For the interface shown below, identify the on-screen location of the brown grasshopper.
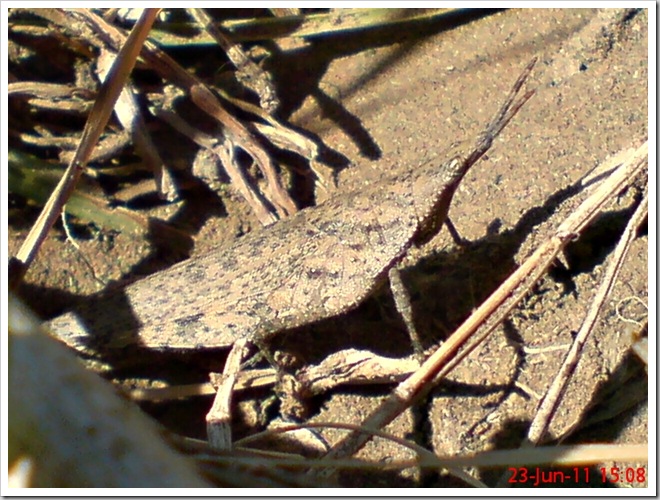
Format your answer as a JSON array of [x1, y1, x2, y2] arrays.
[[45, 59, 536, 446], [47, 59, 535, 354]]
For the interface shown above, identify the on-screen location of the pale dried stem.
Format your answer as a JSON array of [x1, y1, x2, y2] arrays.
[[8, 81, 94, 113], [189, 8, 279, 112], [238, 421, 486, 487], [96, 49, 177, 201], [18, 131, 132, 163], [11, 9, 159, 286], [131, 368, 277, 402], [525, 184, 648, 446], [237, 423, 646, 471], [206, 338, 250, 450]]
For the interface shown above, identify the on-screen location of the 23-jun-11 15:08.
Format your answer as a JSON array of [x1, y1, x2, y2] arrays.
[[507, 466, 647, 486]]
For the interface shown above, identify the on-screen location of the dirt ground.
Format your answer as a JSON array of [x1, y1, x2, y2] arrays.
[[10, 8, 649, 488]]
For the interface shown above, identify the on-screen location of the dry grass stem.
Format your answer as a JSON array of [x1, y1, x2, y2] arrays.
[[95, 48, 177, 201], [11, 9, 160, 285], [526, 178, 648, 445], [189, 8, 279, 112]]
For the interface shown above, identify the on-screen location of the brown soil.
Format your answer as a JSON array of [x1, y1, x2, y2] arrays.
[[10, 8, 648, 488]]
